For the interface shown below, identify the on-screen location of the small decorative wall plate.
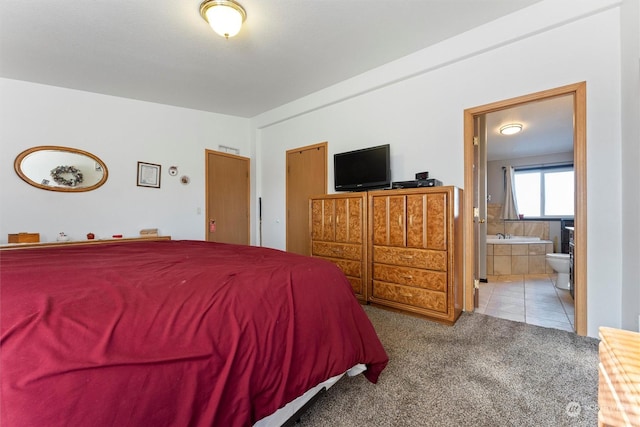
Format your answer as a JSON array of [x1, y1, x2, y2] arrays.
[[168, 166, 178, 176]]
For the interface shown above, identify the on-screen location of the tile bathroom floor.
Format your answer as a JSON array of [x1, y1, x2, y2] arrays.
[[476, 274, 575, 332]]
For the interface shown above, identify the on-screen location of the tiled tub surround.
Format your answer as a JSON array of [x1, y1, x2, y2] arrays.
[[487, 238, 554, 276], [486, 204, 551, 242], [485, 203, 556, 276], [486, 235, 544, 244]]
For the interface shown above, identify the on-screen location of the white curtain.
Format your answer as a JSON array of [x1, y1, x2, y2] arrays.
[[502, 166, 520, 220]]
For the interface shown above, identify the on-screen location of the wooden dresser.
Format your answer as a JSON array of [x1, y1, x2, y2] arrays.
[[598, 327, 640, 426], [368, 186, 463, 325], [309, 192, 368, 302]]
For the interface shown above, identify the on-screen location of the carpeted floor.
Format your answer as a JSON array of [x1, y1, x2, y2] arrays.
[[298, 306, 600, 426]]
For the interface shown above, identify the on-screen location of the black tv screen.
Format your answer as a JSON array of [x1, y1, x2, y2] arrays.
[[334, 144, 391, 191]]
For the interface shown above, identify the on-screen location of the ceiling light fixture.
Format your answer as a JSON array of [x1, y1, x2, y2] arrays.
[[200, 0, 246, 39], [499, 123, 523, 135]]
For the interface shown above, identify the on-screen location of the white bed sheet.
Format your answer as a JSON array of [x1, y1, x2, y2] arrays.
[[254, 363, 367, 427]]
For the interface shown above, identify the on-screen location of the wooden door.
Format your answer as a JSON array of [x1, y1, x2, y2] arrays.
[[407, 194, 426, 249], [345, 197, 363, 244], [322, 199, 335, 241], [310, 199, 324, 242], [387, 195, 406, 247], [371, 196, 387, 246], [206, 150, 250, 245], [371, 195, 406, 247], [426, 193, 447, 250], [334, 198, 347, 242], [286, 142, 327, 255]]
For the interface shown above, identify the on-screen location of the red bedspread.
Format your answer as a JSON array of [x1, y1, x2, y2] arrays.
[[0, 240, 387, 426]]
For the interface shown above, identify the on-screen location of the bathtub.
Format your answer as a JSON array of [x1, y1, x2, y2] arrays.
[[486, 235, 546, 244], [486, 235, 555, 275]]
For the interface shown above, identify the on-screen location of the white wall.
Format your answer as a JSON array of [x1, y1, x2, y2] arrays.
[[620, 0, 640, 331], [0, 79, 251, 243], [252, 0, 624, 337]]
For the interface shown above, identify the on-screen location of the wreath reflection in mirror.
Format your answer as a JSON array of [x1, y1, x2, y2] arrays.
[[51, 165, 84, 187]]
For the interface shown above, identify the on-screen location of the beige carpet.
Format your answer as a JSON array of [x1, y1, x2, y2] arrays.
[[298, 306, 599, 426]]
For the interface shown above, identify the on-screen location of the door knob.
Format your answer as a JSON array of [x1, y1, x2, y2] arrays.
[[479, 218, 486, 223]]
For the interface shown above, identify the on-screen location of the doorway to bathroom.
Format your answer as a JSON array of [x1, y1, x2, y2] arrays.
[[463, 82, 587, 336]]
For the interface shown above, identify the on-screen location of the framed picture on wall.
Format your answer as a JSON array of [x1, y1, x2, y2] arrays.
[[137, 162, 161, 188]]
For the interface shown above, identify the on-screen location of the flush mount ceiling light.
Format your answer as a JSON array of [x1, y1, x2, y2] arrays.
[[499, 123, 523, 135], [200, 0, 246, 39]]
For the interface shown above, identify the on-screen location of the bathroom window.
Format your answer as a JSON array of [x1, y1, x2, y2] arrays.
[[514, 165, 574, 218]]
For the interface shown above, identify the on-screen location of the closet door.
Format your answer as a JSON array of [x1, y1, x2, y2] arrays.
[[286, 142, 327, 255], [206, 150, 250, 245]]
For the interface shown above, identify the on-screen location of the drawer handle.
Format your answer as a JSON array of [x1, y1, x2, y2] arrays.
[[332, 248, 344, 254], [400, 254, 414, 259], [409, 215, 413, 226], [398, 215, 402, 227], [402, 275, 413, 280], [336, 215, 339, 225], [400, 292, 413, 298]]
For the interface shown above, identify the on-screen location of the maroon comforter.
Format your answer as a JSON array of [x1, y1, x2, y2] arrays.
[[1, 240, 388, 426]]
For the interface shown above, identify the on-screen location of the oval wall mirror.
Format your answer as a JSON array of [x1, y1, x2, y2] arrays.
[[14, 146, 109, 192]]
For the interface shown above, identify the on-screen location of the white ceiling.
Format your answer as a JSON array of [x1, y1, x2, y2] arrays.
[[0, 0, 543, 118], [486, 95, 575, 161]]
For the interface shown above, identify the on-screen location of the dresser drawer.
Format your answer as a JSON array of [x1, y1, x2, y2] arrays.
[[320, 257, 362, 278], [346, 277, 363, 296], [373, 263, 446, 292], [373, 246, 446, 271], [373, 280, 447, 313], [312, 242, 362, 260]]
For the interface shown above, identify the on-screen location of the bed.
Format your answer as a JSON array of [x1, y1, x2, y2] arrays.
[[0, 240, 388, 426]]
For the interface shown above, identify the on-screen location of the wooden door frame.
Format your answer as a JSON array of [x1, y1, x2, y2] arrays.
[[285, 141, 328, 253], [463, 82, 587, 336], [205, 149, 251, 244]]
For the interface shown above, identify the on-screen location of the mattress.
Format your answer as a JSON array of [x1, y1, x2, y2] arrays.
[[1, 240, 388, 426]]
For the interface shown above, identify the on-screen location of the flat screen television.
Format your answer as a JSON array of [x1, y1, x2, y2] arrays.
[[334, 144, 391, 191]]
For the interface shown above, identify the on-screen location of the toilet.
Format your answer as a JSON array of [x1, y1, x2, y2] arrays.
[[546, 253, 571, 290]]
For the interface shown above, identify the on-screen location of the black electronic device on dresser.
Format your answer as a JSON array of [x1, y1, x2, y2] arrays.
[[392, 178, 442, 189]]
